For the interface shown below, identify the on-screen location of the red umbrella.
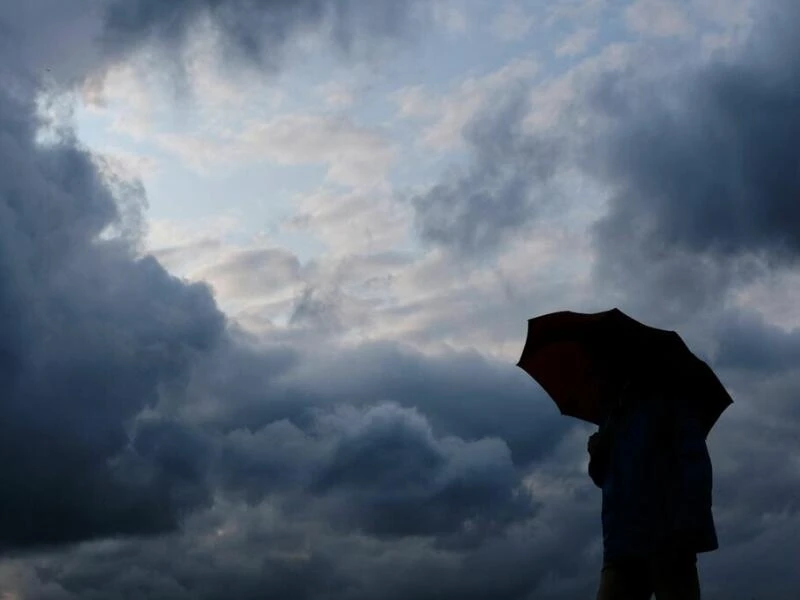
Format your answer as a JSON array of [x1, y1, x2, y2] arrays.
[[516, 308, 732, 434]]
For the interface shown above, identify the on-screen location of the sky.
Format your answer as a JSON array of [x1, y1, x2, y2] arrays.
[[0, 0, 799, 598]]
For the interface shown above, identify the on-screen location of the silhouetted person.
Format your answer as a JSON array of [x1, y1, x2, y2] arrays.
[[587, 376, 718, 599]]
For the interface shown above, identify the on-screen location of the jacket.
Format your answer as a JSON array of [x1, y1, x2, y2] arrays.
[[588, 385, 718, 560]]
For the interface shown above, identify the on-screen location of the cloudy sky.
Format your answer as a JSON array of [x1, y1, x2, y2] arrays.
[[1, 0, 799, 598]]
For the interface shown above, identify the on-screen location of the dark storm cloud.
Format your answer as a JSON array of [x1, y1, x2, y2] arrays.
[[0, 85, 555, 549], [0, 412, 604, 600], [411, 1, 800, 299], [590, 43, 800, 259], [585, 3, 800, 315], [0, 86, 225, 549], [214, 401, 535, 544], [190, 339, 569, 467], [0, 0, 429, 552], [2, 416, 602, 600], [412, 84, 565, 258], [1, 0, 426, 96], [713, 310, 800, 374], [0, 1, 103, 85], [8, 488, 598, 600], [308, 403, 533, 539], [4, 0, 800, 598], [101, 0, 423, 71], [289, 285, 344, 331], [0, 0, 578, 596], [191, 339, 566, 543]]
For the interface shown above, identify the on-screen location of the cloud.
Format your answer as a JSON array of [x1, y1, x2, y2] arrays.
[[101, 0, 425, 74], [157, 114, 395, 188], [180, 337, 569, 468], [393, 85, 435, 120], [368, 222, 600, 360], [6, 0, 427, 93], [382, 8, 800, 594], [0, 477, 598, 600], [296, 402, 534, 540], [190, 246, 306, 323], [624, 0, 694, 38], [288, 187, 413, 255], [587, 2, 800, 319], [316, 80, 356, 109], [555, 27, 597, 57], [394, 56, 540, 151], [0, 332, 585, 598], [544, 0, 607, 26], [713, 311, 800, 375], [431, 0, 470, 35], [0, 416, 603, 600], [693, 0, 754, 29], [490, 2, 536, 42], [0, 1, 103, 86], [0, 86, 226, 549], [4, 0, 800, 598], [411, 83, 565, 258], [730, 268, 800, 330], [288, 284, 347, 333], [409, 0, 800, 317], [401, 43, 631, 261], [0, 0, 420, 556]]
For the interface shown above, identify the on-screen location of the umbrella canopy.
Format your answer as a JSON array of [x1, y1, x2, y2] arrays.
[[516, 308, 733, 434]]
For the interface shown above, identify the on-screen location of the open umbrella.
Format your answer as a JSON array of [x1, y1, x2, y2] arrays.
[[516, 308, 733, 435]]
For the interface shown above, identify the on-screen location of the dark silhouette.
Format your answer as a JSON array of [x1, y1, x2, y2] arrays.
[[516, 308, 731, 599], [516, 309, 733, 433], [588, 376, 718, 599]]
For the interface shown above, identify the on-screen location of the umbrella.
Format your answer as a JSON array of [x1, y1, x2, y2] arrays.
[[516, 308, 733, 435]]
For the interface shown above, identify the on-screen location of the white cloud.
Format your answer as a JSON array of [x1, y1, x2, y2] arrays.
[[424, 58, 539, 148], [147, 220, 307, 328], [145, 195, 412, 337], [366, 216, 601, 359], [244, 115, 395, 187], [106, 148, 160, 178], [156, 114, 395, 188], [81, 48, 283, 148], [145, 216, 242, 274], [287, 187, 413, 256], [195, 246, 303, 303], [393, 85, 437, 120], [490, 2, 536, 42], [82, 62, 160, 141], [731, 270, 800, 332], [694, 0, 755, 55], [524, 42, 632, 133], [431, 0, 470, 35], [316, 80, 356, 109], [625, 0, 694, 38], [699, 30, 741, 56], [141, 170, 604, 356], [395, 57, 540, 151], [545, 0, 607, 26], [555, 27, 597, 57], [693, 0, 754, 29]]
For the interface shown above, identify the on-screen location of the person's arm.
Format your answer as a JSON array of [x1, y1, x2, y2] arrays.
[[587, 431, 609, 488]]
